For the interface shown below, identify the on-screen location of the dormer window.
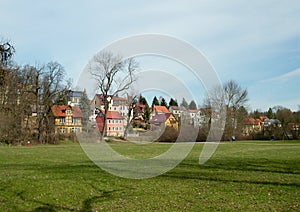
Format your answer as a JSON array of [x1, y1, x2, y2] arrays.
[[66, 109, 71, 115]]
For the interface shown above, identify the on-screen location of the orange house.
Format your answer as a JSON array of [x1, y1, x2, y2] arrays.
[[96, 111, 125, 136], [51, 105, 83, 134]]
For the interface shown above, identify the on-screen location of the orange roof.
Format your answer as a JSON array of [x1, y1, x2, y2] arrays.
[[99, 110, 124, 119], [259, 116, 267, 121], [153, 105, 169, 113], [51, 105, 82, 118], [244, 117, 262, 125], [107, 111, 123, 119], [188, 109, 198, 113]]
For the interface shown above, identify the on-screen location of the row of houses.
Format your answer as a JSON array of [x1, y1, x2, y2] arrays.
[[242, 115, 298, 138], [51, 91, 210, 137], [53, 91, 300, 140]]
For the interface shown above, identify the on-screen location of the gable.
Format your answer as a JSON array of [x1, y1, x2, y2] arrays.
[[51, 105, 82, 118], [153, 105, 169, 113]]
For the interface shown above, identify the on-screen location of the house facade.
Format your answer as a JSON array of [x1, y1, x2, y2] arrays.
[[65, 90, 83, 106], [96, 111, 125, 136], [149, 113, 178, 130], [51, 105, 83, 134], [169, 106, 187, 118], [90, 94, 132, 123], [243, 117, 262, 136]]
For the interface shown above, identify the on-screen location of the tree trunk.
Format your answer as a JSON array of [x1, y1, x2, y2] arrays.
[[124, 107, 133, 140], [100, 98, 110, 142]]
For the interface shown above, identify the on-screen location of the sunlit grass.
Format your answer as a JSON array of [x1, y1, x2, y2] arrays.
[[0, 141, 299, 211]]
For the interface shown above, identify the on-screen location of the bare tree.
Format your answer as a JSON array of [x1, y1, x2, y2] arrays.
[[38, 62, 67, 143], [275, 107, 294, 140], [124, 92, 138, 140], [204, 80, 248, 140], [89, 51, 138, 141], [0, 40, 15, 66]]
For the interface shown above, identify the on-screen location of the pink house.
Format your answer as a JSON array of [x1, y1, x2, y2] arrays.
[[96, 111, 125, 137]]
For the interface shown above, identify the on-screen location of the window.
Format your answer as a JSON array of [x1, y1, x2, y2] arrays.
[[72, 118, 78, 124], [108, 127, 111, 130], [71, 128, 75, 133], [116, 127, 118, 131], [60, 117, 66, 123], [108, 120, 111, 123], [119, 127, 122, 131], [59, 128, 67, 133], [66, 109, 71, 115]]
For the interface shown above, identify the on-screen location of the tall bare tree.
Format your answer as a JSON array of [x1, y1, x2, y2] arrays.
[[38, 62, 67, 143], [204, 80, 248, 140], [89, 51, 138, 141], [0, 40, 15, 66], [124, 92, 138, 140], [275, 107, 294, 140]]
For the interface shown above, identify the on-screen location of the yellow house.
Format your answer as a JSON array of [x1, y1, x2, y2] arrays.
[[51, 105, 83, 133], [149, 113, 179, 130]]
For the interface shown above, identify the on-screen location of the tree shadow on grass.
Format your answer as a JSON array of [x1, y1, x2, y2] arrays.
[[16, 191, 72, 212], [81, 189, 115, 212], [163, 158, 300, 188], [15, 187, 123, 212]]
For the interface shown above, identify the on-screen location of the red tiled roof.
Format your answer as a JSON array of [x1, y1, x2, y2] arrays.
[[95, 94, 128, 104], [107, 111, 123, 119], [72, 106, 83, 118], [95, 111, 124, 132], [51, 105, 83, 118], [138, 104, 146, 108], [188, 109, 198, 113], [259, 116, 267, 121], [153, 105, 169, 113], [244, 117, 262, 125], [99, 110, 124, 119], [113, 97, 127, 101]]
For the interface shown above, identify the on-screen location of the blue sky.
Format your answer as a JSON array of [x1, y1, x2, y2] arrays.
[[1, 0, 300, 111]]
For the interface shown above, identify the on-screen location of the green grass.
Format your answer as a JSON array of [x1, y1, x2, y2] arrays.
[[0, 141, 299, 211]]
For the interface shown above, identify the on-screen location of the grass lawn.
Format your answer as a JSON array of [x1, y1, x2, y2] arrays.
[[0, 141, 299, 211]]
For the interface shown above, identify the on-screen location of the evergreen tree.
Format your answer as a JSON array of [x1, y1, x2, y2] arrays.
[[188, 100, 197, 110], [180, 97, 188, 109], [151, 96, 159, 107], [139, 94, 148, 105], [79, 89, 91, 126], [169, 98, 178, 107], [266, 108, 274, 119], [160, 97, 168, 107], [143, 104, 150, 122], [252, 110, 259, 119]]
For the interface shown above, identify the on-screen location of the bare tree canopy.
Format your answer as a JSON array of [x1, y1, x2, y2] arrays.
[[0, 41, 15, 66], [89, 52, 138, 97], [224, 80, 248, 109], [89, 51, 139, 141], [204, 80, 248, 140]]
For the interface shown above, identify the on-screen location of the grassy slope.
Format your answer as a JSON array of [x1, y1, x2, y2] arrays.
[[0, 141, 299, 211]]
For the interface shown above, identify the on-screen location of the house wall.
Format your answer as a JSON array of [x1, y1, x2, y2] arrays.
[[165, 115, 179, 130], [106, 118, 124, 136], [54, 108, 82, 134]]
